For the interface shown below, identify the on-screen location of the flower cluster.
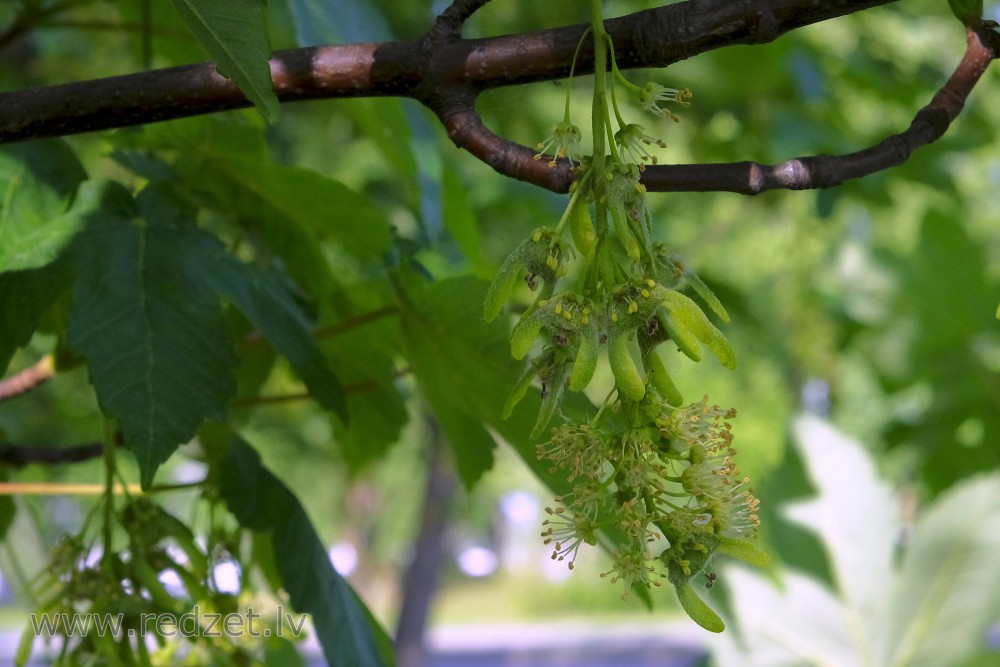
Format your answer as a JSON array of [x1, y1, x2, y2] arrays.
[[484, 8, 767, 633], [536, 391, 765, 625]]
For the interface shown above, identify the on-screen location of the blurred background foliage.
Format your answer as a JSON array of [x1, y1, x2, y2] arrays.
[[0, 0, 998, 663]]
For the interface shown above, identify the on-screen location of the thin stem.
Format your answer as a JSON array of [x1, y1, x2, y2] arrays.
[[140, 0, 151, 69], [100, 417, 116, 567], [605, 35, 629, 131], [232, 367, 412, 407], [564, 27, 591, 122], [311, 305, 399, 340], [553, 168, 593, 236], [145, 479, 207, 494], [589, 0, 611, 245]]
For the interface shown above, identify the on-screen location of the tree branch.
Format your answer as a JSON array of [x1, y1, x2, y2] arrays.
[[0, 0, 894, 144], [2, 1, 991, 198]]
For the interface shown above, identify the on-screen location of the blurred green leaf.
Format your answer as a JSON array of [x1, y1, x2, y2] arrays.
[[0, 141, 86, 272], [323, 316, 407, 472], [441, 166, 488, 276], [784, 416, 896, 633], [181, 156, 390, 303], [400, 276, 505, 488], [947, 0, 983, 24], [880, 211, 1000, 493], [709, 417, 1000, 666], [168, 0, 280, 122], [218, 435, 388, 667], [884, 474, 1000, 667], [0, 265, 70, 374]]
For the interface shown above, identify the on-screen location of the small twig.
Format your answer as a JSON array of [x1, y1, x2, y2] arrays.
[[444, 23, 1000, 195], [242, 304, 398, 346], [0, 440, 105, 467], [232, 367, 412, 407], [311, 305, 399, 340], [638, 24, 1000, 194], [0, 355, 55, 403]]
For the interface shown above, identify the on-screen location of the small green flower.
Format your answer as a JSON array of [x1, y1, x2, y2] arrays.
[[601, 544, 663, 600], [614, 123, 667, 168], [541, 506, 599, 569], [637, 83, 692, 121], [536, 423, 608, 482], [534, 121, 584, 167]]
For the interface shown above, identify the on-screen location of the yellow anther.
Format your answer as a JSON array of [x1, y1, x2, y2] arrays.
[[641, 289, 650, 298], [532, 231, 542, 243], [646, 279, 656, 288], [554, 303, 563, 315], [611, 313, 619, 323], [581, 315, 589, 325], [563, 311, 573, 321]]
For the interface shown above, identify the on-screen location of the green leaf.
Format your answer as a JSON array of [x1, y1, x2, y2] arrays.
[[323, 315, 407, 472], [0, 265, 70, 375], [708, 417, 898, 663], [882, 211, 1000, 493], [66, 203, 233, 483], [947, 0, 983, 24], [218, 435, 387, 667], [442, 166, 488, 275], [190, 243, 350, 424], [401, 277, 504, 488], [708, 420, 1000, 666], [213, 159, 392, 261], [67, 182, 239, 488], [683, 269, 729, 323], [0, 141, 87, 272], [785, 416, 896, 631], [883, 473, 1000, 667], [168, 0, 280, 122]]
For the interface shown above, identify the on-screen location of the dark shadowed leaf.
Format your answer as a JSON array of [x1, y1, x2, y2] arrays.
[[0, 265, 70, 375], [188, 244, 350, 424], [218, 435, 389, 667], [67, 182, 239, 488]]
